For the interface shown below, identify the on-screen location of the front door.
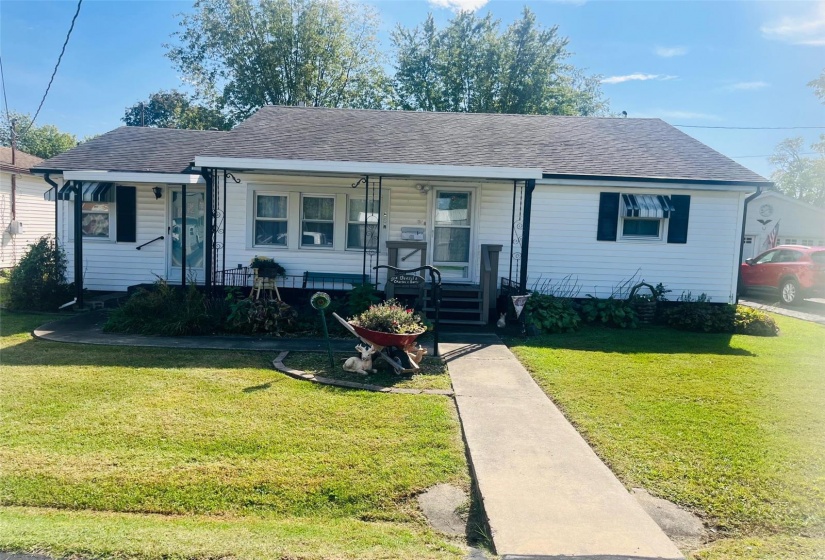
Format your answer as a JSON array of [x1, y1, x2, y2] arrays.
[[168, 187, 206, 284], [432, 188, 474, 282]]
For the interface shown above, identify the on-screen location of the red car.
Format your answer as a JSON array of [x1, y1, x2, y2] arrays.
[[740, 245, 825, 305]]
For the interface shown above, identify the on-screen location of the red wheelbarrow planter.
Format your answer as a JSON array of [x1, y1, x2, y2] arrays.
[[332, 312, 427, 374]]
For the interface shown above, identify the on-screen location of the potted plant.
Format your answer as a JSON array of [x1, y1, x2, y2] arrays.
[[250, 256, 286, 279], [348, 299, 427, 348]]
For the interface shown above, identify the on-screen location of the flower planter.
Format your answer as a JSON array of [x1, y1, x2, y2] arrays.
[[349, 324, 425, 349], [255, 268, 281, 279]]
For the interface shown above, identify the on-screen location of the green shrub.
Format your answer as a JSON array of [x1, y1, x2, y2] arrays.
[[661, 297, 736, 333], [347, 283, 380, 316], [104, 281, 225, 336], [580, 296, 639, 328], [6, 236, 73, 311], [525, 293, 581, 334], [735, 305, 779, 336], [226, 297, 297, 335]]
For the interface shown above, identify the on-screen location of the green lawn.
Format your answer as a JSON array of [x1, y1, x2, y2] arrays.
[[509, 315, 825, 559], [0, 311, 469, 559]]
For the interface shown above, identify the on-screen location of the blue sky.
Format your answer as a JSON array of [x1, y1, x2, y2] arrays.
[[1, 0, 823, 177]]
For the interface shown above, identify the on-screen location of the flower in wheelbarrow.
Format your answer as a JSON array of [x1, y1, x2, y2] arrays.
[[349, 299, 427, 334]]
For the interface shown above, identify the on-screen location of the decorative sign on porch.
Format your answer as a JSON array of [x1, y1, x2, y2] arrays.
[[511, 294, 531, 318], [389, 274, 425, 286]]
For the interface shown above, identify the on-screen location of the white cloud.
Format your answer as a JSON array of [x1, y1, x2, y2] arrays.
[[427, 0, 489, 11], [724, 81, 770, 91], [601, 73, 677, 85], [654, 46, 688, 58], [761, 1, 825, 46]]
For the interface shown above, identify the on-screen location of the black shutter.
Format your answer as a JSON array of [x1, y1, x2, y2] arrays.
[[667, 194, 691, 244], [116, 186, 137, 243], [596, 192, 620, 241]]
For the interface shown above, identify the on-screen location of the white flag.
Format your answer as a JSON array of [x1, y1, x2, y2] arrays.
[[511, 294, 531, 318]]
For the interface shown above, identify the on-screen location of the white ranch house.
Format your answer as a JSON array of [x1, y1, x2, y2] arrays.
[[32, 106, 771, 324]]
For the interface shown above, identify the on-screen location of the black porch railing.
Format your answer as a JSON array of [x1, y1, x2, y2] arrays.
[[216, 268, 372, 292], [500, 277, 521, 296]]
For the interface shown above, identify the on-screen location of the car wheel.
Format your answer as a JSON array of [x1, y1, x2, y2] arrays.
[[780, 278, 801, 306]]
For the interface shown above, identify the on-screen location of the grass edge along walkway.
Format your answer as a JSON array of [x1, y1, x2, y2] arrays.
[[508, 314, 825, 560]]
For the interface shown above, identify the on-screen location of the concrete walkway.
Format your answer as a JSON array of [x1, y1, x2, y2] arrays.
[[441, 333, 684, 559], [740, 298, 825, 326]]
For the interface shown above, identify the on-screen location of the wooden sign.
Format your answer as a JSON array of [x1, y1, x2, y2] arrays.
[[389, 274, 425, 286]]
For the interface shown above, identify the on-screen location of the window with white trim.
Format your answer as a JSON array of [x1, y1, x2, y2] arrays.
[[254, 193, 288, 246], [618, 194, 673, 241], [301, 195, 335, 248], [347, 197, 380, 250], [81, 202, 112, 238]]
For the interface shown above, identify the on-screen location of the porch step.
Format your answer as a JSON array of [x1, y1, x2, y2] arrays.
[[440, 296, 483, 303], [424, 307, 481, 314], [436, 318, 486, 326]]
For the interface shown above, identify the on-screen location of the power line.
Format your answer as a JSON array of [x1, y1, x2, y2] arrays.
[[732, 152, 817, 159], [675, 124, 825, 130], [19, 0, 83, 136], [0, 55, 10, 124]]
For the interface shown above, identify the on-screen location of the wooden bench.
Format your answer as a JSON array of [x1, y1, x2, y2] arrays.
[[302, 272, 368, 289]]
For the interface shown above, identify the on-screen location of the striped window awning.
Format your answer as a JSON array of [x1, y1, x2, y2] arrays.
[[621, 194, 676, 219], [44, 182, 116, 202]]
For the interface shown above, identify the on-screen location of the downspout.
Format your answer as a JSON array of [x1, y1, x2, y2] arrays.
[[736, 185, 764, 303], [44, 173, 59, 248]]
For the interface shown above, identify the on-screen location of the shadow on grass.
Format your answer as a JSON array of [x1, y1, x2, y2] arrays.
[[242, 382, 273, 393], [505, 325, 756, 357]]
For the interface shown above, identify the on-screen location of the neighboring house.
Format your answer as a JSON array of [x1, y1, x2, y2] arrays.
[[0, 147, 53, 268], [742, 190, 825, 261], [32, 106, 771, 323]]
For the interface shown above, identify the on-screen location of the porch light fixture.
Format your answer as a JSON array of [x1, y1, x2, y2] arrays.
[[415, 184, 430, 194], [152, 186, 163, 199]]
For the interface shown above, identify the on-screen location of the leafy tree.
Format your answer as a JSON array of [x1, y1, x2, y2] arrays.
[[769, 136, 825, 208], [392, 7, 607, 115], [0, 112, 78, 160], [123, 90, 233, 130], [166, 0, 389, 121], [769, 69, 825, 208]]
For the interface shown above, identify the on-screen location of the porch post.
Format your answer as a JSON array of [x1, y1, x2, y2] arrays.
[[72, 181, 84, 308], [362, 175, 369, 281], [518, 179, 536, 295], [204, 169, 213, 292], [181, 183, 187, 287]]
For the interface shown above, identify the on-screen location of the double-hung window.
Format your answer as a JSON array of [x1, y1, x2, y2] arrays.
[[81, 202, 112, 238], [301, 195, 335, 248], [254, 194, 288, 246], [347, 198, 380, 250]]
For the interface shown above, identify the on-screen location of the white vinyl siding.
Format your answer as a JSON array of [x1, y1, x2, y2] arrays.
[[526, 185, 744, 302], [0, 171, 56, 268]]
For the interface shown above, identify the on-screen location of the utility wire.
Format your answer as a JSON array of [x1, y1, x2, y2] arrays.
[[675, 124, 825, 130], [0, 55, 10, 124], [19, 0, 83, 136], [733, 153, 818, 159]]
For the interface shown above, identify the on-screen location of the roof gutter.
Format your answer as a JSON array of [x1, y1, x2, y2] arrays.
[[194, 156, 543, 181], [736, 186, 764, 303], [541, 173, 772, 190]]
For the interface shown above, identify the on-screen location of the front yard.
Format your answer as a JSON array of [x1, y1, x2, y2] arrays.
[[0, 312, 469, 559], [510, 314, 825, 559]]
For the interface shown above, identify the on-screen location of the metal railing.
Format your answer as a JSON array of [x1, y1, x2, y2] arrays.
[[215, 268, 373, 291]]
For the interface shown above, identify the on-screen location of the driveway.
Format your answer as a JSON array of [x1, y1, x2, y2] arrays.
[[740, 294, 825, 325]]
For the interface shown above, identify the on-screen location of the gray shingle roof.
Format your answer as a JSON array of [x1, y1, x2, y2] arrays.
[[201, 106, 769, 184], [1, 147, 43, 174], [33, 127, 227, 174], [32, 107, 769, 185]]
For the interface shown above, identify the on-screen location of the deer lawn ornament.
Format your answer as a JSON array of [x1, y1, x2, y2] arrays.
[[343, 344, 377, 375]]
